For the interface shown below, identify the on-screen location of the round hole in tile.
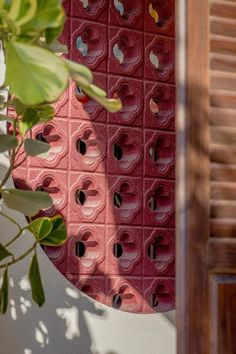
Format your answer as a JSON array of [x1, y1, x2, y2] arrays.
[[113, 143, 123, 160], [113, 192, 123, 208], [150, 292, 159, 308], [75, 241, 86, 257], [112, 294, 122, 309], [76, 138, 87, 156], [75, 190, 86, 206], [149, 146, 159, 162], [148, 196, 157, 211], [113, 242, 123, 258]]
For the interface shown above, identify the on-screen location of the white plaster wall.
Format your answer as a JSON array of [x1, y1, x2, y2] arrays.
[[0, 47, 176, 354]]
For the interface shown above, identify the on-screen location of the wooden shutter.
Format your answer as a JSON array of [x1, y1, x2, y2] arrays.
[[176, 0, 236, 353]]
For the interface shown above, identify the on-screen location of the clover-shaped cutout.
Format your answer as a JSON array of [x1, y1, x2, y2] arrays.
[[113, 133, 139, 170], [148, 235, 172, 271], [113, 232, 138, 269], [75, 231, 102, 269], [148, 186, 173, 222], [113, 82, 140, 121], [150, 284, 173, 309], [149, 136, 175, 168], [76, 128, 104, 167], [113, 34, 141, 70], [113, 182, 139, 220], [112, 284, 137, 310], [149, 0, 173, 28], [75, 179, 101, 217], [76, 26, 105, 67], [36, 124, 63, 161]]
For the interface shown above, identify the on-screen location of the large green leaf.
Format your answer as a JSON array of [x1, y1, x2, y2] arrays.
[[0, 244, 12, 261], [63, 59, 93, 86], [24, 138, 50, 157], [28, 217, 52, 240], [8, 0, 37, 26], [39, 215, 66, 246], [21, 0, 65, 36], [29, 253, 45, 307], [83, 84, 122, 113], [2, 189, 52, 216], [0, 134, 18, 152], [5, 40, 69, 105], [0, 268, 8, 314]]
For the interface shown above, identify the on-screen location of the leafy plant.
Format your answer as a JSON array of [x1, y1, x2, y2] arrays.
[[0, 0, 122, 313]]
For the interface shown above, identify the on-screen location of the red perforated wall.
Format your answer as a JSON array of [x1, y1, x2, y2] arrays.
[[13, 0, 175, 313]]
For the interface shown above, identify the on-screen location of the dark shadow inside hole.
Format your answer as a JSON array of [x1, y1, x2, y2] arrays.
[[113, 192, 122, 208], [113, 143, 123, 161], [148, 196, 157, 211], [76, 138, 87, 155], [36, 133, 47, 143], [113, 242, 123, 258], [148, 244, 157, 260], [75, 241, 86, 257], [76, 190, 86, 206], [150, 293, 159, 308], [112, 294, 122, 309]]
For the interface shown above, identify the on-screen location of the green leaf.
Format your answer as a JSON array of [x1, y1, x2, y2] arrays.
[[89, 84, 106, 97], [39, 215, 66, 246], [21, 0, 65, 37], [63, 59, 93, 86], [19, 107, 39, 135], [12, 99, 25, 115], [8, 0, 22, 20], [15, 0, 37, 26], [28, 217, 52, 240], [0, 268, 8, 314], [29, 253, 45, 307], [0, 134, 18, 152], [24, 138, 50, 157], [19, 105, 54, 135], [0, 244, 12, 261], [83, 85, 122, 113], [5, 40, 69, 105], [2, 189, 52, 216]]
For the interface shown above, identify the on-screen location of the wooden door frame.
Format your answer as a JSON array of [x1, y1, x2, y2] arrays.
[[176, 0, 210, 353]]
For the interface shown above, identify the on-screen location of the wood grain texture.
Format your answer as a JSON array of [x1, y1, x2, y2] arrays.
[[177, 0, 236, 352], [211, 276, 236, 354]]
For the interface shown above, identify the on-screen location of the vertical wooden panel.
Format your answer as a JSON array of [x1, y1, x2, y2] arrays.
[[177, 0, 236, 353], [176, 0, 210, 352]]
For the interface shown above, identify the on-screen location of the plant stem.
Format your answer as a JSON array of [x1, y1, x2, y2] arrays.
[[0, 242, 37, 269], [0, 210, 21, 230]]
